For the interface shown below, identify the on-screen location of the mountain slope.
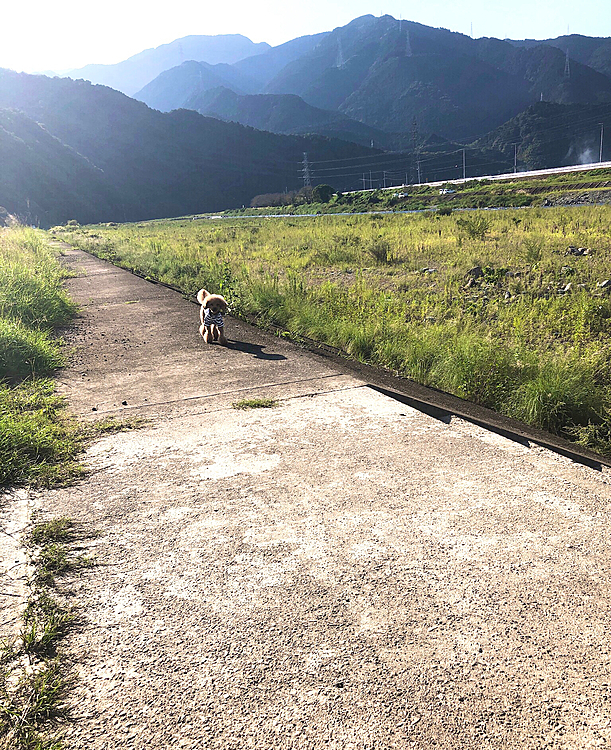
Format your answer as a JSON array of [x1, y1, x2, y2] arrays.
[[0, 108, 122, 226], [134, 61, 259, 111], [509, 35, 611, 79], [67, 34, 270, 96], [473, 101, 611, 169], [181, 86, 389, 147], [264, 15, 611, 139], [230, 32, 330, 89], [0, 69, 376, 225]]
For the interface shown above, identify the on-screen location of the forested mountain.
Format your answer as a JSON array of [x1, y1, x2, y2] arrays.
[[0, 108, 122, 226], [473, 101, 611, 169], [0, 69, 375, 226], [3, 16, 611, 225], [135, 61, 260, 111], [142, 82, 388, 147], [509, 35, 611, 79], [263, 16, 611, 139], [66, 35, 270, 96], [135, 15, 611, 144]]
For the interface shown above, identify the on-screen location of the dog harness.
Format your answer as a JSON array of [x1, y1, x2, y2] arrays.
[[203, 309, 224, 328]]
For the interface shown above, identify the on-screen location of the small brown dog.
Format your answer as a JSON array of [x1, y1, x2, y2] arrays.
[[197, 288, 229, 345]]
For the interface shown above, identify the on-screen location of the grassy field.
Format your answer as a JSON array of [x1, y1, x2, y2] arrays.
[[0, 228, 82, 488], [59, 204, 611, 455]]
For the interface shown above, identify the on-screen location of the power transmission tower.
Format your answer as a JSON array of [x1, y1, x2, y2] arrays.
[[403, 20, 413, 57], [411, 117, 419, 183], [383, 170, 388, 188], [302, 153, 312, 187], [336, 36, 345, 68], [564, 49, 571, 79], [514, 143, 518, 173]]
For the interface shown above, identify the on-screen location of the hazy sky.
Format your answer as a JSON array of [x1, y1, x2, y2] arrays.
[[4, 0, 611, 73]]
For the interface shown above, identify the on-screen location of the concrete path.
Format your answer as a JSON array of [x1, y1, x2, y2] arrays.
[[35, 245, 611, 748]]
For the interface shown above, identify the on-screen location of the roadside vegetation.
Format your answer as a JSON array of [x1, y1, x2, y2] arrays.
[[226, 168, 611, 217], [0, 228, 83, 489], [60, 204, 611, 455], [0, 517, 94, 749]]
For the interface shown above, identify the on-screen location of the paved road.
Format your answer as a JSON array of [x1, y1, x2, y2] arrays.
[[37, 244, 611, 749]]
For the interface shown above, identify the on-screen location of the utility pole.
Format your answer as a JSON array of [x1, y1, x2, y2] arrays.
[[462, 148, 466, 180], [362, 174, 367, 190], [302, 152, 311, 187], [383, 170, 388, 188], [600, 123, 605, 162], [417, 160, 421, 185], [369, 170, 373, 189]]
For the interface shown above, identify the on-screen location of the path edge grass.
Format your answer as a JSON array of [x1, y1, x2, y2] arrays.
[[0, 517, 96, 749]]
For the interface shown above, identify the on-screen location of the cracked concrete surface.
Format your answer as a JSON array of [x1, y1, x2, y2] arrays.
[[23, 245, 611, 748]]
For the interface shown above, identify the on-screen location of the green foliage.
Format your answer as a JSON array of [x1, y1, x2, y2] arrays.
[[232, 398, 278, 410], [0, 380, 83, 488], [0, 228, 82, 488], [456, 214, 491, 241], [0, 230, 76, 331], [0, 320, 65, 384], [311, 184, 335, 203]]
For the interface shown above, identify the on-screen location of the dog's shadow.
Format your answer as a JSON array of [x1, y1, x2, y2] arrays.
[[227, 340, 287, 361]]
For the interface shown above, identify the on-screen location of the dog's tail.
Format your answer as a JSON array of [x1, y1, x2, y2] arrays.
[[196, 289, 209, 305]]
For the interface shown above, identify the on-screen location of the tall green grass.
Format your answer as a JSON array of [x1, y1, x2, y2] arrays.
[[62, 206, 611, 454], [0, 228, 81, 488]]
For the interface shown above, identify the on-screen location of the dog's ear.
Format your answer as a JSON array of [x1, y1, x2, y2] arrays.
[[196, 289, 209, 305]]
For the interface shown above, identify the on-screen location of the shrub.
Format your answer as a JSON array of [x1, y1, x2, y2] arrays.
[[312, 184, 335, 203], [366, 238, 392, 264], [456, 214, 491, 240]]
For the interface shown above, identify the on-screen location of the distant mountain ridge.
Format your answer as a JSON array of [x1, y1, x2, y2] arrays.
[[189, 87, 391, 147], [131, 15, 611, 144], [67, 34, 270, 96]]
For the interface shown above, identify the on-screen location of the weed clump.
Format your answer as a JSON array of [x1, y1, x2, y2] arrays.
[[232, 398, 279, 410]]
